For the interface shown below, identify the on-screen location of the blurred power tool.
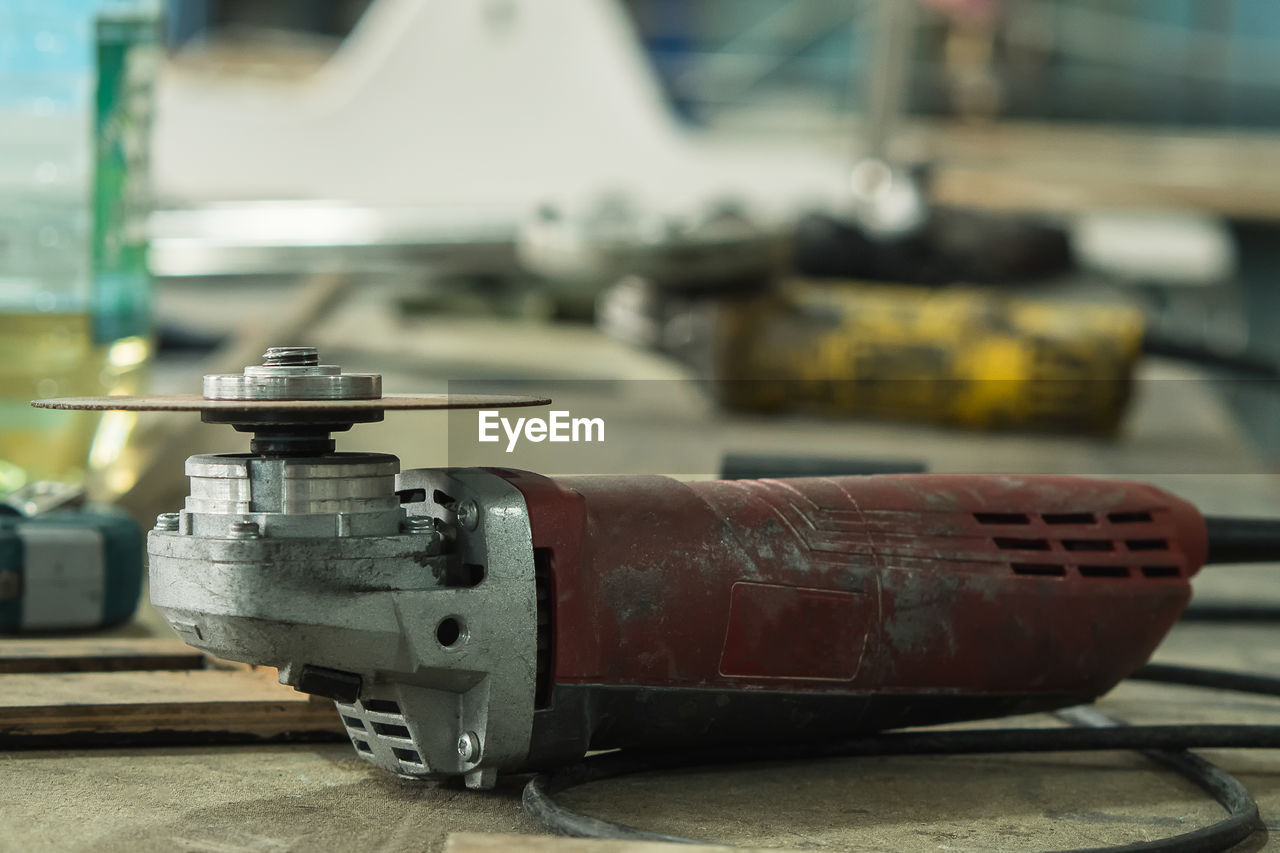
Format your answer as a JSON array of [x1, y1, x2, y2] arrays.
[[0, 482, 143, 632], [518, 194, 785, 318], [35, 347, 1280, 788], [717, 280, 1143, 433], [792, 204, 1074, 286], [715, 279, 1280, 434]]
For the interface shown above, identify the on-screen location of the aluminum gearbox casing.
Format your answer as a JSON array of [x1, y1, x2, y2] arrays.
[[147, 453, 538, 789]]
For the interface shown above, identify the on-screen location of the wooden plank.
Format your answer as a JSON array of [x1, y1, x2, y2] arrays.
[[0, 668, 345, 742], [0, 638, 347, 744], [0, 637, 204, 673]]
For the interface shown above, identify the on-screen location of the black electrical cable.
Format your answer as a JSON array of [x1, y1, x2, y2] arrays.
[[1055, 706, 1261, 853], [522, 727, 1266, 851], [523, 664, 1279, 852], [1131, 663, 1280, 697], [1141, 335, 1280, 381], [1181, 603, 1280, 623], [1203, 516, 1280, 565]]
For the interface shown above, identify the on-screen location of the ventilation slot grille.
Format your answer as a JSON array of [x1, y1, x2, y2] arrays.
[[339, 698, 426, 770], [994, 537, 1051, 551], [974, 512, 1030, 525], [1109, 511, 1153, 524], [363, 699, 401, 714], [1062, 540, 1113, 552], [1079, 565, 1129, 578], [1042, 513, 1095, 525], [975, 508, 1179, 581], [372, 722, 411, 738], [1011, 563, 1066, 577], [392, 747, 424, 765], [1142, 565, 1180, 578]]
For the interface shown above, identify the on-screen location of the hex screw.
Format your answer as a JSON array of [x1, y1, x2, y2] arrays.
[[230, 518, 261, 539], [154, 512, 180, 532], [457, 731, 481, 762], [261, 346, 319, 367], [456, 500, 480, 530]]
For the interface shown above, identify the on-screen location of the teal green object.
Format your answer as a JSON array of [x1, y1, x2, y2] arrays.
[[87, 506, 144, 626], [92, 9, 157, 344], [0, 516, 22, 631], [0, 506, 143, 632]]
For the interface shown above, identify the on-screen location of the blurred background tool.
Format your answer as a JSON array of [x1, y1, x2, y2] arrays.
[[523, 192, 1263, 436], [715, 280, 1144, 433], [0, 481, 143, 632], [518, 195, 787, 317], [713, 279, 1280, 433], [0, 0, 160, 501]]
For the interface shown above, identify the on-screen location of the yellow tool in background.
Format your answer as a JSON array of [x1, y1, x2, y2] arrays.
[[716, 280, 1147, 434]]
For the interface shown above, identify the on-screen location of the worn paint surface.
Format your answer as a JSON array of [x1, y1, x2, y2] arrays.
[[497, 471, 1206, 721]]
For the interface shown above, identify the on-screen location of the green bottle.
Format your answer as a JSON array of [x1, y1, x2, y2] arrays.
[[0, 1, 159, 499]]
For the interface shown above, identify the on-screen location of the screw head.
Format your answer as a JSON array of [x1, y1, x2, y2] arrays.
[[154, 512, 180, 532], [457, 731, 480, 762], [456, 500, 480, 530], [262, 346, 319, 367], [229, 518, 261, 539]]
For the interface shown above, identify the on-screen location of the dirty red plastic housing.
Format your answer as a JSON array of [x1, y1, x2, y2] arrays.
[[496, 471, 1206, 712]]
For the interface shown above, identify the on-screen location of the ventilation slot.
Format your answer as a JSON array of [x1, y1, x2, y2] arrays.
[[354, 740, 372, 753], [342, 716, 365, 730], [392, 747, 423, 764], [1011, 563, 1066, 576], [396, 488, 427, 504], [1079, 565, 1129, 578], [433, 489, 456, 507], [362, 699, 401, 714], [534, 547, 554, 710], [1062, 539, 1114, 552], [974, 512, 1030, 525], [1142, 565, 1180, 578], [372, 722, 411, 738], [1127, 539, 1168, 552], [1108, 511, 1153, 524], [994, 537, 1051, 551], [1042, 513, 1095, 525]]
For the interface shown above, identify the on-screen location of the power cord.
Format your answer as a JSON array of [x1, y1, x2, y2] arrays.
[[523, 664, 1280, 852]]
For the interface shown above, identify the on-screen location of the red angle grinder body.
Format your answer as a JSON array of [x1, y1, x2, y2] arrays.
[[36, 372, 1212, 785], [500, 471, 1207, 767]]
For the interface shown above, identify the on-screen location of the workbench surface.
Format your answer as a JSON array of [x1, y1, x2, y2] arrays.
[[5, 280, 1279, 852]]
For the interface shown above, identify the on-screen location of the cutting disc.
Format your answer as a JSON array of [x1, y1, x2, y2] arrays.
[[31, 393, 551, 412]]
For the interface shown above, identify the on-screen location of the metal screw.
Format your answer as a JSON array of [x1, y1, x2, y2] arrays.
[[230, 518, 261, 539], [154, 512, 180, 532], [262, 346, 319, 367], [457, 731, 481, 762], [456, 500, 480, 530]]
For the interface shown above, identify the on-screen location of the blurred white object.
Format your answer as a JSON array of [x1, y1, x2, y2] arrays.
[[151, 0, 845, 238], [1070, 211, 1235, 286], [517, 195, 784, 294], [843, 158, 928, 238]]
